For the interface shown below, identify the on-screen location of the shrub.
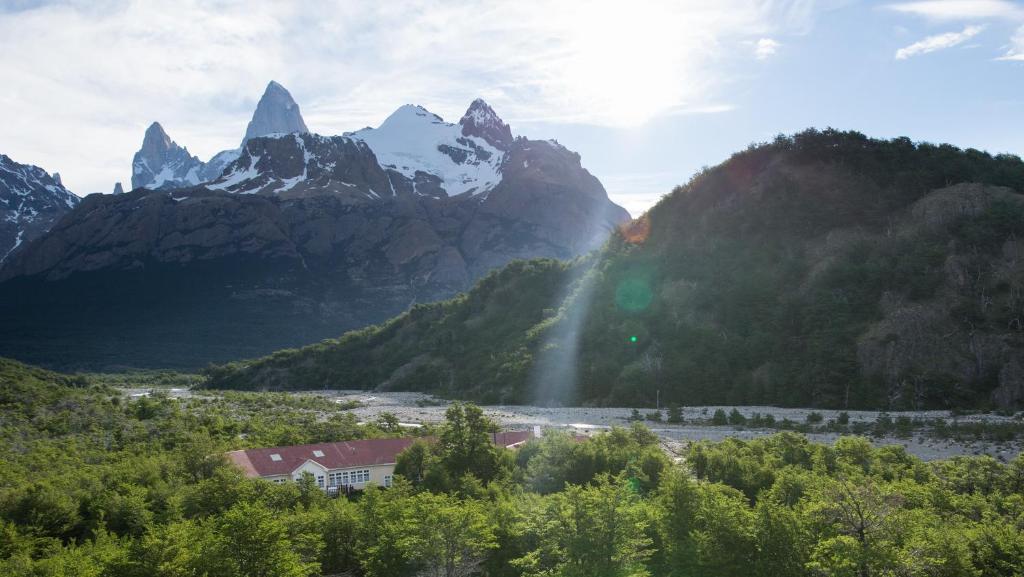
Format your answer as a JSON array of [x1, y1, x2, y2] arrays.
[[712, 409, 728, 426]]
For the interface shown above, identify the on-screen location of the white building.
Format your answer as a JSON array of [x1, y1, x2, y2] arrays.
[[226, 431, 534, 492]]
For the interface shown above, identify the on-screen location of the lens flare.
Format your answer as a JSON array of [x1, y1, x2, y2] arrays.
[[615, 277, 653, 312]]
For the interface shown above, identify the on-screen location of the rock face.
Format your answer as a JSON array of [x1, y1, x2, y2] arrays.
[[0, 153, 79, 264], [131, 122, 205, 189], [0, 92, 628, 371], [241, 80, 309, 146], [131, 79, 310, 191], [460, 98, 513, 149]]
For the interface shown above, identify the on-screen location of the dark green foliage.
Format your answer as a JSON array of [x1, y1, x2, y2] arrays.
[[713, 409, 729, 425], [2, 359, 1024, 576], [207, 130, 1024, 410], [666, 404, 683, 423]]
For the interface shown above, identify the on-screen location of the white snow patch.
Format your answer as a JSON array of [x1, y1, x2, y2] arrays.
[[207, 153, 263, 192], [352, 104, 503, 197]]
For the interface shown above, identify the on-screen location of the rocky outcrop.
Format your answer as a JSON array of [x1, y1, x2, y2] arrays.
[[0, 153, 79, 264]]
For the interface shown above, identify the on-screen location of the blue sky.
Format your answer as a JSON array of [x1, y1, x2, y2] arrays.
[[2, 0, 1024, 216]]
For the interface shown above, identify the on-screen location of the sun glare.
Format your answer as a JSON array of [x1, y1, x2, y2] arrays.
[[549, 2, 704, 126]]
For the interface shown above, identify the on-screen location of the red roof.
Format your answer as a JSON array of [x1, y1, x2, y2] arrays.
[[226, 437, 421, 478], [227, 430, 538, 478]]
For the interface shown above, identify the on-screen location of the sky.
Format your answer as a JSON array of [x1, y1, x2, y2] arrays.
[[2, 0, 1024, 217]]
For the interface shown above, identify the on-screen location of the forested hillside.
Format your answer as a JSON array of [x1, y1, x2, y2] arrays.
[[2, 358, 1023, 576], [208, 130, 1024, 410]]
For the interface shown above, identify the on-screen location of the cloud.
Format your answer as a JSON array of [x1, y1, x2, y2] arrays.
[[754, 38, 781, 59], [0, 0, 819, 194], [895, 24, 985, 58], [997, 24, 1024, 59], [885, 0, 1024, 21]]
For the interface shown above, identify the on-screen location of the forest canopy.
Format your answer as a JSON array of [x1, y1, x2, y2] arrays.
[[2, 358, 1023, 576]]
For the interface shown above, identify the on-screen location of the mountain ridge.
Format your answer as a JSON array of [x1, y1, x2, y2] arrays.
[[0, 89, 627, 370], [0, 153, 80, 264], [205, 129, 1024, 411]]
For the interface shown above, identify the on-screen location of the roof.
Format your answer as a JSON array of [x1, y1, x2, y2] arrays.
[[490, 430, 533, 448], [226, 437, 421, 478], [227, 430, 538, 478]]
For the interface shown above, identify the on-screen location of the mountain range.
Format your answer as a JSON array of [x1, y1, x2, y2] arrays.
[[0, 82, 628, 370], [206, 130, 1024, 410], [0, 154, 79, 265]]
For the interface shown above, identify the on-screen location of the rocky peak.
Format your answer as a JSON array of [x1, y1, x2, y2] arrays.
[[0, 153, 80, 263], [241, 81, 309, 146], [459, 98, 512, 149], [132, 122, 203, 189], [113, 182, 124, 195], [52, 172, 62, 186]]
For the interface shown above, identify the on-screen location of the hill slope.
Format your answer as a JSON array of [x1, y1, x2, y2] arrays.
[[207, 130, 1024, 410]]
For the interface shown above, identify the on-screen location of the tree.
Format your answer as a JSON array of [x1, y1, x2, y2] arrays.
[[807, 479, 903, 577], [516, 474, 653, 577], [713, 409, 728, 425], [402, 492, 496, 577], [395, 439, 435, 484], [207, 501, 318, 577], [666, 405, 683, 423], [438, 403, 501, 483], [357, 483, 415, 577]]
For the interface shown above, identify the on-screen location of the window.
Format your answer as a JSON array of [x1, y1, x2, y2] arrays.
[[313, 450, 325, 458], [342, 471, 350, 485], [384, 475, 393, 487], [270, 453, 282, 462], [316, 475, 324, 488]]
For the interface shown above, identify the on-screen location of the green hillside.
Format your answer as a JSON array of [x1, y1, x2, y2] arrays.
[[207, 129, 1024, 410]]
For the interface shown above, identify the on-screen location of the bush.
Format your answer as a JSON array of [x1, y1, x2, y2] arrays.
[[667, 405, 683, 424], [805, 412, 824, 424], [728, 408, 747, 426], [712, 409, 728, 426]]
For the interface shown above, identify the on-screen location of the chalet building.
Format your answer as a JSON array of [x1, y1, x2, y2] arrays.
[[226, 430, 536, 493]]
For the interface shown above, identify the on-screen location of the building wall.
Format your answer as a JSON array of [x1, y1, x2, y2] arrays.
[[265, 462, 397, 490]]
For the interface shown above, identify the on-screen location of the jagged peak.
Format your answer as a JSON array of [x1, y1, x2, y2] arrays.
[[242, 80, 309, 145], [462, 98, 500, 121], [142, 121, 174, 150], [459, 98, 512, 149]]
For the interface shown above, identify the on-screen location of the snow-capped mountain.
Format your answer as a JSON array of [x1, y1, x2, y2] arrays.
[[131, 122, 205, 189], [0, 82, 627, 369], [349, 103, 505, 197], [208, 133, 391, 196], [0, 153, 79, 263], [131, 81, 309, 191]]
